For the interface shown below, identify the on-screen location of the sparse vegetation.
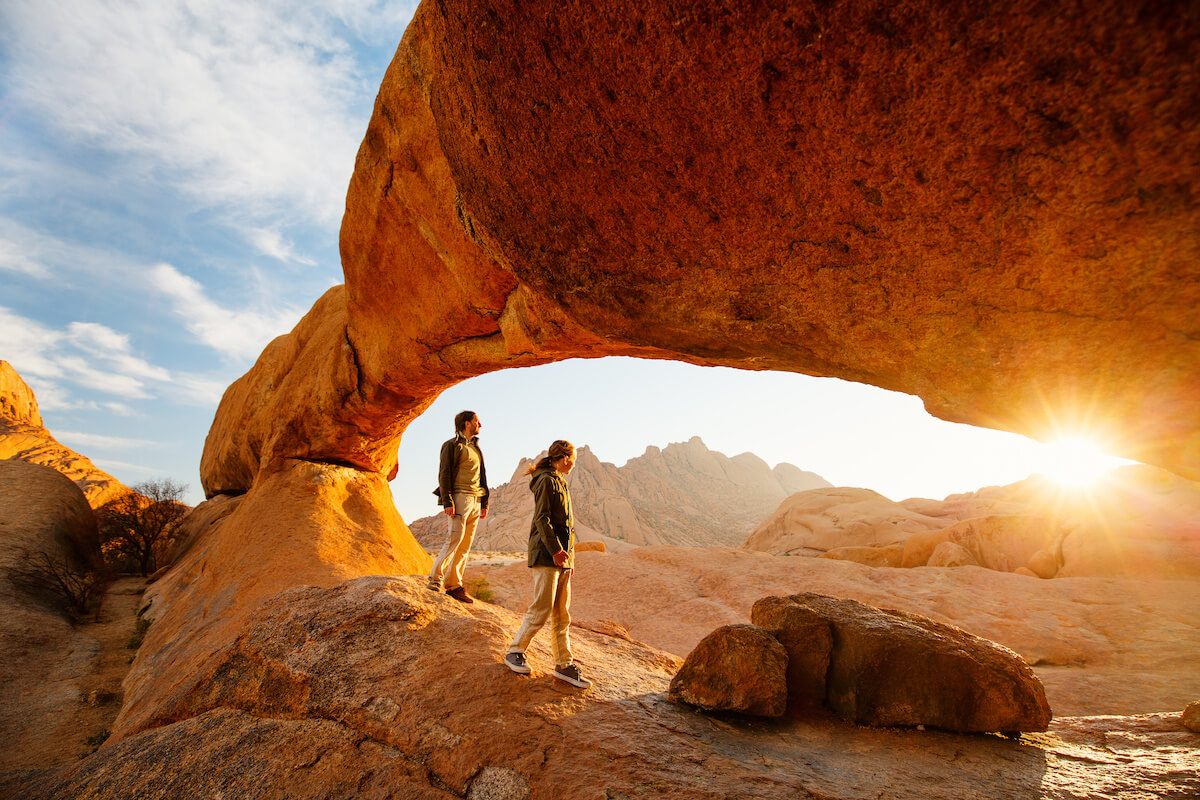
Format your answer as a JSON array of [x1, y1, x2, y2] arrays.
[[465, 575, 494, 602], [98, 479, 189, 576], [5, 546, 112, 619], [82, 728, 110, 753], [126, 616, 151, 649]]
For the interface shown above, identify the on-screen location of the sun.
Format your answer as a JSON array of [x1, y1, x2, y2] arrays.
[[1036, 436, 1126, 488]]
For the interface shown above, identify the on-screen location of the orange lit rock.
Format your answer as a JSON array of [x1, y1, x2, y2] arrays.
[[126, 0, 1200, 787], [0, 361, 133, 509]]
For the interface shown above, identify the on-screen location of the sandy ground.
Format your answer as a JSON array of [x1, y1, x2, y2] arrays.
[[3, 577, 146, 771]]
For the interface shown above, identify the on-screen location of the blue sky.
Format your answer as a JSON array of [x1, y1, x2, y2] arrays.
[[0, 1, 1128, 522]]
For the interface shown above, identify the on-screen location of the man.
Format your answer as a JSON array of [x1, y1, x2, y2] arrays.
[[429, 410, 489, 603]]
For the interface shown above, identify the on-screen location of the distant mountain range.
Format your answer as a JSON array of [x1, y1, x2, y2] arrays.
[[408, 435, 831, 552]]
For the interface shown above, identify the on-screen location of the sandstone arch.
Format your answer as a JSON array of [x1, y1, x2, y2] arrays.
[[204, 0, 1199, 496], [122, 0, 1198, 740]]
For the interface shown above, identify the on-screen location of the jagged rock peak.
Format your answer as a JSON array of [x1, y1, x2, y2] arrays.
[[0, 361, 133, 508], [0, 360, 43, 428]]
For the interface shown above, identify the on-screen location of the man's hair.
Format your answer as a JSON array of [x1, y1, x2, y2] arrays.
[[454, 410, 478, 433]]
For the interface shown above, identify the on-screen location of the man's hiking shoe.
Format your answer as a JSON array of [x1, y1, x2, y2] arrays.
[[553, 663, 591, 689], [446, 586, 474, 604], [426, 580, 442, 592], [504, 652, 532, 675]]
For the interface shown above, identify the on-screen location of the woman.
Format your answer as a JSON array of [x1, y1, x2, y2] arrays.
[[504, 440, 591, 688]]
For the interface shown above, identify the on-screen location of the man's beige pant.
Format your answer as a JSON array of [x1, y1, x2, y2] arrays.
[[507, 565, 573, 666], [429, 492, 480, 590]]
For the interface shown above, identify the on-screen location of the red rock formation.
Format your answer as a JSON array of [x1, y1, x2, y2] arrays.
[[205, 0, 1199, 495], [0, 361, 133, 508], [8, 574, 1194, 799], [106, 1, 1200, 792]]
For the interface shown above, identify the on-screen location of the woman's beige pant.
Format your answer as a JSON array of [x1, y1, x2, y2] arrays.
[[507, 565, 573, 666]]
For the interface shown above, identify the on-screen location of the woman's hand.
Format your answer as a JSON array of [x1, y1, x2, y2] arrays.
[[552, 550, 569, 567]]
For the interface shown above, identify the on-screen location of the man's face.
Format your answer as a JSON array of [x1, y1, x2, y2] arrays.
[[464, 416, 481, 437]]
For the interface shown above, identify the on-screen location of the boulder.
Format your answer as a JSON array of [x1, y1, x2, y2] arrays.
[[0, 459, 99, 573], [0, 361, 41, 427], [0, 459, 103, 771], [1184, 701, 1200, 733], [901, 529, 953, 567], [927, 541, 978, 568], [668, 624, 788, 717], [575, 540, 606, 553], [937, 516, 1061, 573], [748, 597, 832, 713], [1026, 549, 1060, 579], [751, 593, 1052, 733]]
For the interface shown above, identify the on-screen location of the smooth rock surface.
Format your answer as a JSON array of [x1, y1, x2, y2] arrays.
[[0, 459, 102, 771]]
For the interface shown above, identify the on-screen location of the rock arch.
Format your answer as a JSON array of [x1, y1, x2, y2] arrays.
[[119, 0, 1198, 738], [204, 0, 1200, 496]]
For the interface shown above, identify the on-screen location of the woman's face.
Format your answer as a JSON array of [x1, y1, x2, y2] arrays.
[[554, 454, 576, 475]]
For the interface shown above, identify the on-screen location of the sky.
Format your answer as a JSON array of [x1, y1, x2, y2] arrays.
[[0, 1, 1131, 524]]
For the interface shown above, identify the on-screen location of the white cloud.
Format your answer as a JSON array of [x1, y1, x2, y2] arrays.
[[0, 0, 414, 226], [0, 216, 140, 285], [56, 430, 157, 450], [0, 305, 66, 381], [148, 262, 302, 362], [91, 458, 162, 475], [165, 373, 229, 407], [0, 304, 222, 409], [247, 227, 317, 265]]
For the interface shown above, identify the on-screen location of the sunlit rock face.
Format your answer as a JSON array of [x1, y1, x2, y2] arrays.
[[0, 361, 132, 508], [204, 0, 1200, 496], [172, 0, 1198, 766]]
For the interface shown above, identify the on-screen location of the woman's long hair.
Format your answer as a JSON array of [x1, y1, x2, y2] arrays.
[[524, 439, 575, 475]]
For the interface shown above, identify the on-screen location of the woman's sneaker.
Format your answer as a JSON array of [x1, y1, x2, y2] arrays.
[[553, 663, 591, 689], [504, 652, 531, 675]]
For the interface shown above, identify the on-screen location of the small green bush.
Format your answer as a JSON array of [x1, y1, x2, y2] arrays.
[[126, 616, 151, 649], [83, 728, 110, 749], [465, 575, 494, 603]]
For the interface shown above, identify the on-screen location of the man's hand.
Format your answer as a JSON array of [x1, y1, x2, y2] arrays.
[[481, 507, 489, 519], [552, 550, 569, 567], [443, 507, 455, 517]]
